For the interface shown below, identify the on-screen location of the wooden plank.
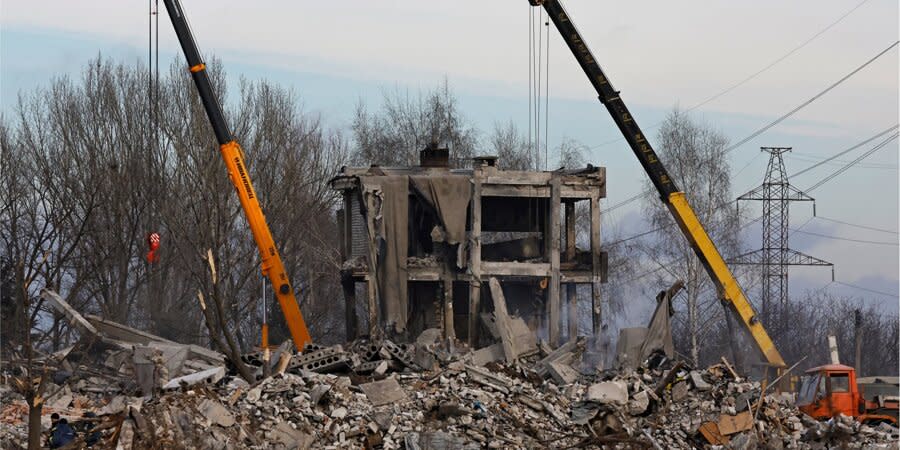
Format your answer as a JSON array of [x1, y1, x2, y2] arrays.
[[468, 170, 483, 346], [590, 192, 602, 335], [698, 422, 729, 445], [481, 261, 551, 277], [487, 278, 517, 363], [717, 411, 753, 435], [548, 175, 561, 345]]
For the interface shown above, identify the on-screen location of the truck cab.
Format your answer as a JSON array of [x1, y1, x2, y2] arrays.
[[797, 364, 897, 425]]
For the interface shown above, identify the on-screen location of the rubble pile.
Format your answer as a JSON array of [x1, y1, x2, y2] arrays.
[[4, 329, 899, 449], [1, 291, 897, 448]]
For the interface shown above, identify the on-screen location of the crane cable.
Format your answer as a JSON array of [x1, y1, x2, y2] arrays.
[[528, 7, 551, 170]]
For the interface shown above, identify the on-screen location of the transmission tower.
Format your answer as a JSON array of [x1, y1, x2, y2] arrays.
[[731, 147, 833, 325]]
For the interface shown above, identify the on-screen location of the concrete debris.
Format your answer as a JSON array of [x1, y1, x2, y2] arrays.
[[586, 380, 628, 405], [163, 366, 226, 390], [359, 378, 407, 407], [199, 398, 236, 428], [688, 370, 712, 391], [547, 360, 580, 385], [469, 343, 503, 367], [4, 292, 898, 449], [40, 289, 99, 338], [627, 390, 650, 415]]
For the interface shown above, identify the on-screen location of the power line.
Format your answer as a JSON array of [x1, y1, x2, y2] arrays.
[[787, 154, 897, 170], [688, 0, 873, 114], [834, 281, 899, 298], [587, 0, 874, 151], [790, 228, 899, 246], [724, 41, 899, 153], [606, 191, 651, 213], [790, 124, 899, 178], [604, 131, 897, 255], [604, 122, 895, 224], [805, 132, 898, 192], [814, 216, 898, 235], [610, 215, 765, 285], [597, 46, 898, 216]]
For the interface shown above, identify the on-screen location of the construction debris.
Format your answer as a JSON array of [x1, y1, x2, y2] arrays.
[[3, 290, 897, 449]]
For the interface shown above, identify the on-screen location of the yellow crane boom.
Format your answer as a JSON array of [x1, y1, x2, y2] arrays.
[[532, 0, 785, 367]]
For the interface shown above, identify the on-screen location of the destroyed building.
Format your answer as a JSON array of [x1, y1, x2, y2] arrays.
[[330, 146, 608, 346]]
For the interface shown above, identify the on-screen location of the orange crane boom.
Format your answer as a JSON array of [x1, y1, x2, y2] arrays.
[[161, 0, 312, 349]]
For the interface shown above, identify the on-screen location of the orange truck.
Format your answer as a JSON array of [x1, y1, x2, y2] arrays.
[[796, 364, 898, 425]]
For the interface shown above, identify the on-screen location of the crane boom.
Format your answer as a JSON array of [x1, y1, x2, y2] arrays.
[[532, 0, 785, 367], [162, 0, 312, 349]]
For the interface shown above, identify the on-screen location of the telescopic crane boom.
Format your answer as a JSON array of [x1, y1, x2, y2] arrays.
[[161, 0, 312, 349], [531, 0, 785, 368]]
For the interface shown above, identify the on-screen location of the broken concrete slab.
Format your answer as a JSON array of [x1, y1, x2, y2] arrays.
[[487, 278, 518, 363], [330, 406, 348, 420], [413, 347, 437, 372], [373, 360, 389, 376], [689, 370, 712, 391], [615, 327, 648, 369], [585, 380, 628, 406], [163, 366, 225, 390], [97, 396, 128, 416], [465, 365, 512, 395], [404, 431, 479, 450], [507, 316, 538, 357], [416, 328, 442, 347], [627, 390, 650, 415], [268, 420, 314, 448], [132, 346, 159, 395], [41, 289, 99, 338], [309, 384, 331, 406], [199, 398, 235, 427], [535, 338, 580, 377], [547, 360, 579, 385], [85, 314, 177, 346], [147, 343, 190, 376], [671, 380, 689, 402], [359, 378, 407, 406], [470, 343, 504, 367]]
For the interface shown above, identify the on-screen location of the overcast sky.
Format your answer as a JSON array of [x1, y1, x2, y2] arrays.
[[2, 0, 898, 319]]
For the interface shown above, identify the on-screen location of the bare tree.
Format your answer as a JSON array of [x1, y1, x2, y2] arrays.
[[487, 121, 535, 170], [773, 290, 898, 375], [556, 137, 587, 169], [351, 80, 478, 168], [639, 109, 739, 366], [2, 56, 350, 361]]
